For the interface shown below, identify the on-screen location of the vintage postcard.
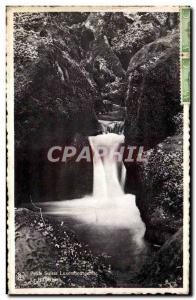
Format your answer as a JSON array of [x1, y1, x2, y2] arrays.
[[7, 6, 191, 295]]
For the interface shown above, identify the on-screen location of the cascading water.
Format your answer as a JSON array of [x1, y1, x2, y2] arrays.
[[85, 133, 144, 231], [39, 132, 145, 231], [99, 120, 124, 134], [89, 133, 125, 200], [38, 132, 148, 284]]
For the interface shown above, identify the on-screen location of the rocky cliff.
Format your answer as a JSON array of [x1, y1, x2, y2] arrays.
[[14, 13, 101, 205], [124, 30, 182, 243]]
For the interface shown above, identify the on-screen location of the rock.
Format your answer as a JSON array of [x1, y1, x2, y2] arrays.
[[111, 12, 179, 70], [123, 29, 182, 245], [111, 13, 161, 70], [84, 12, 128, 74], [102, 12, 128, 43], [14, 14, 102, 142], [135, 228, 183, 287], [84, 12, 105, 35], [83, 35, 126, 106], [125, 135, 183, 244], [15, 132, 95, 205], [80, 25, 95, 51], [84, 12, 127, 40], [172, 112, 183, 135], [124, 32, 181, 149], [15, 208, 115, 288], [54, 12, 90, 27], [14, 13, 102, 205]]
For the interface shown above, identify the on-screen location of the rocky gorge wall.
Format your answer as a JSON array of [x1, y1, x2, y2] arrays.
[[124, 31, 183, 244]]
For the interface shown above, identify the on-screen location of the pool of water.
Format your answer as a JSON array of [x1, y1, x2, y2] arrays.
[[40, 196, 151, 286]]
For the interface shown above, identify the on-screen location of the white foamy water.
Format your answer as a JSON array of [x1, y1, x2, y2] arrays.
[[37, 133, 148, 279], [99, 120, 124, 134], [39, 133, 145, 234], [89, 133, 125, 199]]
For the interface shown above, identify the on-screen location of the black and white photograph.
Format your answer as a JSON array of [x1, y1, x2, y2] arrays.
[[6, 5, 190, 295]]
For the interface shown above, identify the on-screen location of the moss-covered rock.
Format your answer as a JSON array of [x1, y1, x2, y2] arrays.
[[125, 135, 183, 244], [15, 208, 116, 288], [134, 228, 183, 287], [124, 32, 181, 148], [111, 12, 179, 70], [14, 13, 102, 205], [83, 35, 126, 106]]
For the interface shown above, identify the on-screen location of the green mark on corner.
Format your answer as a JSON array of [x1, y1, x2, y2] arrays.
[[181, 8, 190, 52], [182, 58, 190, 103]]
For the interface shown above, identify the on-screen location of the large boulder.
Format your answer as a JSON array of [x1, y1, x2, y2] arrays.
[[123, 29, 183, 246], [124, 32, 182, 149], [14, 13, 102, 145], [125, 134, 183, 244], [123, 27, 182, 245], [84, 12, 127, 40], [112, 12, 179, 70], [135, 228, 183, 287]]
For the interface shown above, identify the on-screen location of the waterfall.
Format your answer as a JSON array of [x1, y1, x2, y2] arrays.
[[38, 133, 145, 236], [89, 133, 126, 201], [37, 133, 147, 277], [99, 120, 124, 134]]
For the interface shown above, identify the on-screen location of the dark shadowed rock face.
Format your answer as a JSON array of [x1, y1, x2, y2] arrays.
[[14, 13, 102, 205], [135, 228, 183, 287], [123, 31, 183, 245], [112, 16, 161, 70], [14, 13, 102, 143], [123, 32, 182, 244], [15, 134, 94, 205], [125, 134, 183, 244], [84, 12, 127, 40], [139, 135, 183, 243], [83, 36, 126, 106], [84, 12, 178, 71], [111, 12, 179, 70], [124, 32, 182, 149]]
